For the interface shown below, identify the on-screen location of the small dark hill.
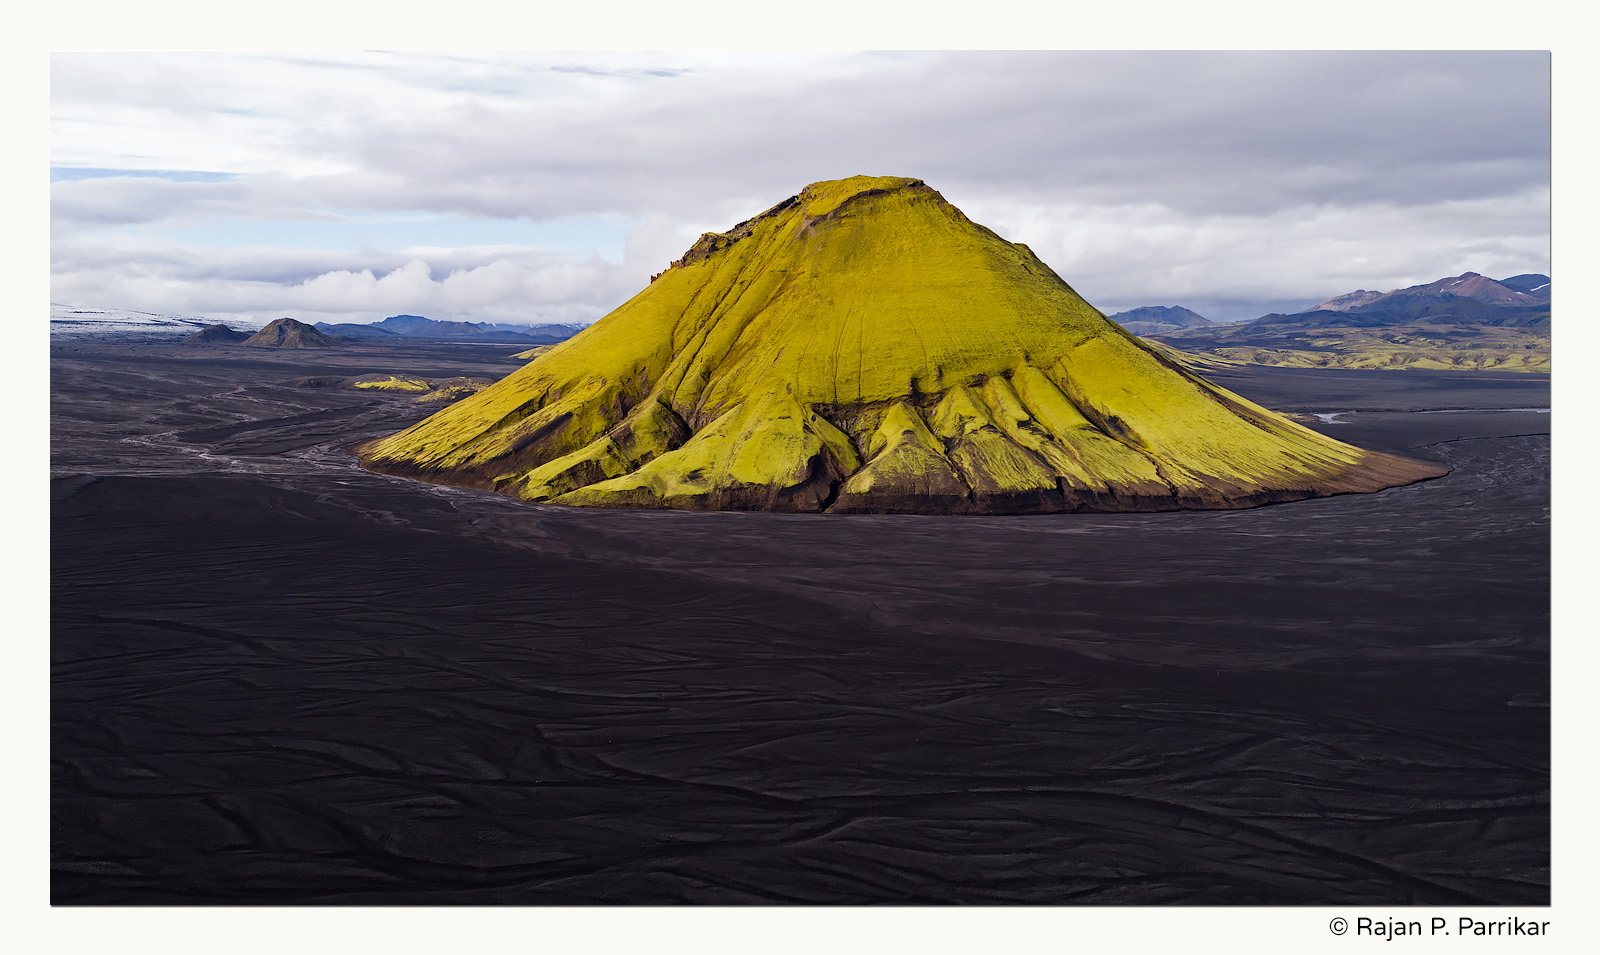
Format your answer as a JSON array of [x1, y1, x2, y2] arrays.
[[243, 318, 341, 349], [181, 324, 251, 344]]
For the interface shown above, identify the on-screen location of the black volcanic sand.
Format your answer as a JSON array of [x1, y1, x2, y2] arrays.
[[1198, 363, 1550, 414], [51, 343, 1549, 904]]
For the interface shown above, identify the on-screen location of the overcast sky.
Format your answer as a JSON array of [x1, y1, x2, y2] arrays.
[[50, 50, 1550, 325]]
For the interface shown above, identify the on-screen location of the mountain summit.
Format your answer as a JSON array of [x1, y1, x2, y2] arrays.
[[1314, 272, 1541, 313], [243, 318, 340, 349], [358, 176, 1443, 513]]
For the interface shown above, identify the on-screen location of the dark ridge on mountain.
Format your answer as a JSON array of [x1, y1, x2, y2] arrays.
[[358, 175, 1443, 514], [242, 318, 341, 349], [1108, 306, 1214, 335], [180, 324, 251, 344], [1499, 274, 1551, 299]]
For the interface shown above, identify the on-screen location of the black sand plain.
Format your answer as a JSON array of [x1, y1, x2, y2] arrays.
[[50, 339, 1550, 904]]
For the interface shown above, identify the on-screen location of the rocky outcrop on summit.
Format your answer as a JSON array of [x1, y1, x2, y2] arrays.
[[357, 176, 1445, 514], [243, 318, 341, 349]]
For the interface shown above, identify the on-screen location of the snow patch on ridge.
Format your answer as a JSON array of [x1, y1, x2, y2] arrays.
[[51, 303, 266, 338]]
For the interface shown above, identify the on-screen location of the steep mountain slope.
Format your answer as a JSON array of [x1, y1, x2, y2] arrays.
[[358, 176, 1443, 513]]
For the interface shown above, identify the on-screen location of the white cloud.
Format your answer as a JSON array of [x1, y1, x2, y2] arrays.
[[50, 232, 647, 326], [971, 186, 1552, 319], [49, 51, 1551, 325]]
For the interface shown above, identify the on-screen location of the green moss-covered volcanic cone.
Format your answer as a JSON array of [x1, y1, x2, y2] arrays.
[[357, 176, 1445, 513], [243, 318, 340, 349]]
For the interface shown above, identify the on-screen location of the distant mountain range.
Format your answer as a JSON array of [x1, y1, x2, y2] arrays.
[[314, 315, 588, 343], [1106, 305, 1214, 335], [50, 304, 588, 345], [315, 322, 401, 340], [1260, 272, 1550, 329], [1145, 272, 1550, 374]]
